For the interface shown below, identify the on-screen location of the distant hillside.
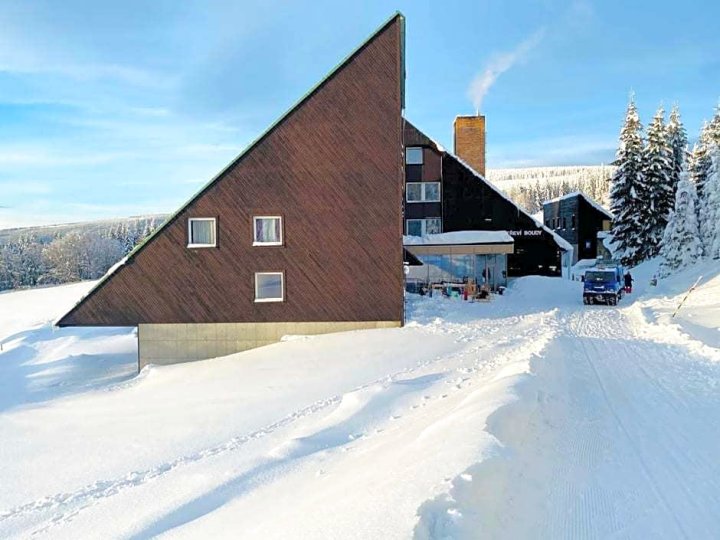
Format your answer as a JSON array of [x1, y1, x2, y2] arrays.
[[487, 166, 615, 214], [0, 214, 168, 245], [0, 215, 167, 291]]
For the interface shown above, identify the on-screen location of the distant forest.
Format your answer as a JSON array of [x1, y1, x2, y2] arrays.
[[0, 215, 166, 291], [487, 166, 615, 214]]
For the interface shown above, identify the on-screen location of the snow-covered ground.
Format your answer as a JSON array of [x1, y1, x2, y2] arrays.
[[0, 263, 718, 539]]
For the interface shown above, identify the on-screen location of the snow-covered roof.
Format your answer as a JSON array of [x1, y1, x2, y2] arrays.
[[403, 230, 513, 246], [543, 191, 613, 219]]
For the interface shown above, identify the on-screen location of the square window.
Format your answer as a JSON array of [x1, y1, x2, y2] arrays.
[[253, 216, 282, 245], [406, 183, 422, 202], [425, 218, 442, 234], [255, 272, 284, 302], [424, 183, 440, 202], [405, 147, 423, 165], [406, 220, 423, 236], [188, 218, 216, 247]]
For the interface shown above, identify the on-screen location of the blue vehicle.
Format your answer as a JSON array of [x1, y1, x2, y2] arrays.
[[583, 265, 624, 305]]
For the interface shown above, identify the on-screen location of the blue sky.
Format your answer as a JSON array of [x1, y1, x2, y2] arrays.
[[1, 0, 718, 228]]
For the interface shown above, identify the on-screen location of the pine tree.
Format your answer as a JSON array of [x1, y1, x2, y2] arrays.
[[642, 106, 673, 258], [708, 104, 720, 145], [666, 105, 687, 197], [699, 145, 720, 259], [658, 173, 703, 277], [690, 122, 713, 198], [610, 98, 647, 266]]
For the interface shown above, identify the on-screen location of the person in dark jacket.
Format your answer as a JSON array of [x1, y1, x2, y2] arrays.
[[624, 272, 633, 293]]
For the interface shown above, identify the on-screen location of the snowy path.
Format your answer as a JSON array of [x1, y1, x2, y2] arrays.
[[415, 273, 720, 539], [1, 269, 719, 539]]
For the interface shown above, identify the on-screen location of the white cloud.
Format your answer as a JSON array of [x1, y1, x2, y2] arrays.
[[0, 147, 129, 167]]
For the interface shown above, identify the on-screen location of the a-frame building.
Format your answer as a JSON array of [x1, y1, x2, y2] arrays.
[[58, 14, 406, 369]]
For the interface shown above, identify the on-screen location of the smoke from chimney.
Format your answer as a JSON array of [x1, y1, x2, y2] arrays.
[[467, 29, 545, 114]]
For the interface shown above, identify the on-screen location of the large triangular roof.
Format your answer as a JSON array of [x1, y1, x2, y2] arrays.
[[58, 13, 405, 327]]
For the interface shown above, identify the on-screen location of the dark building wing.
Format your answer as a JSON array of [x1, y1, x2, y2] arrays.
[[58, 13, 406, 327]]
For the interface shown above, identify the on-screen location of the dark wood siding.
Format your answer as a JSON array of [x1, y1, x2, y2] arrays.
[[440, 153, 562, 277], [578, 197, 612, 260], [403, 120, 564, 277], [59, 16, 405, 327], [543, 194, 612, 261], [422, 148, 442, 181], [543, 197, 580, 246]]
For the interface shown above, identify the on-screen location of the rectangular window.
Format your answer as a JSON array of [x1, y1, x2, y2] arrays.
[[406, 219, 423, 236], [188, 218, 216, 247], [571, 214, 576, 229], [406, 183, 422, 202], [562, 217, 567, 229], [406, 182, 441, 203], [255, 272, 284, 302], [405, 147, 424, 165], [406, 218, 442, 236], [253, 216, 282, 245], [425, 218, 442, 234]]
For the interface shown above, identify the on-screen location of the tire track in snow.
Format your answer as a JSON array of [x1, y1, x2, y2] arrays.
[[574, 325, 691, 540], [572, 308, 720, 537]]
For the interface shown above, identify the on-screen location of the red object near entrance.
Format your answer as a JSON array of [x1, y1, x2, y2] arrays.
[[625, 286, 632, 294]]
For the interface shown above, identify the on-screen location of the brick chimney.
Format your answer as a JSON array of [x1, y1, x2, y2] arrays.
[[453, 115, 486, 176]]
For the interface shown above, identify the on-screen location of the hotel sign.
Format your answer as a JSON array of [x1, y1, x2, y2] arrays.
[[508, 229, 543, 237]]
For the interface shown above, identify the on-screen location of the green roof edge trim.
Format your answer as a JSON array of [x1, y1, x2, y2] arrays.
[[57, 11, 405, 326]]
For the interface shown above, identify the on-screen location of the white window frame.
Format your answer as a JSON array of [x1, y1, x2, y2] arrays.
[[405, 146, 424, 165], [406, 218, 442, 236], [187, 217, 217, 248], [406, 182, 441, 203], [253, 216, 283, 246], [254, 272, 284, 303]]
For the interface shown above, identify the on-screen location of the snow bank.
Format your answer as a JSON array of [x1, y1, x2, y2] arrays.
[[0, 281, 97, 343]]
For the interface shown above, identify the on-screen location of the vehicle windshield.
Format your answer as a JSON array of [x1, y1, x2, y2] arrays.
[[585, 270, 616, 282]]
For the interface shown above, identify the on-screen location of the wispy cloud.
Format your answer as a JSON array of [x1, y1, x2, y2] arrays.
[[0, 147, 130, 167], [467, 28, 546, 114]]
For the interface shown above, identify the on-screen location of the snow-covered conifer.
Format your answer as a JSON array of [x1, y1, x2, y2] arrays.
[[610, 98, 647, 266], [690, 122, 713, 198], [658, 173, 703, 276], [699, 145, 720, 259], [666, 105, 687, 196], [642, 106, 673, 258]]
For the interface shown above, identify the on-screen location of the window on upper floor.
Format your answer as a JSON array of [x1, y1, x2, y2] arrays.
[[253, 216, 283, 246], [562, 217, 567, 229], [406, 218, 442, 236], [405, 147, 423, 165], [187, 218, 217, 248], [571, 214, 576, 229], [406, 182, 441, 203]]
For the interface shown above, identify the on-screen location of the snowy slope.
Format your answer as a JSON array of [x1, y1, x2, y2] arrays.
[[1, 266, 719, 539]]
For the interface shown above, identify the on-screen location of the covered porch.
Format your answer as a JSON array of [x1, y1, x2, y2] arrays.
[[403, 231, 514, 295]]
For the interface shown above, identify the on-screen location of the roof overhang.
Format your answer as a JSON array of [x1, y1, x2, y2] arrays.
[[403, 231, 514, 256]]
